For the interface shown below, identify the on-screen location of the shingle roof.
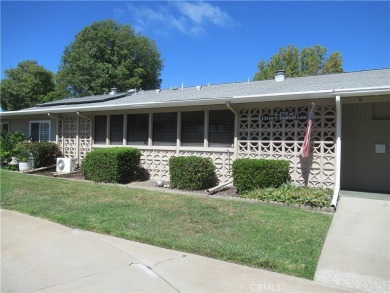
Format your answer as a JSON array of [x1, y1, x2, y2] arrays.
[[100, 68, 390, 106], [4, 69, 390, 115]]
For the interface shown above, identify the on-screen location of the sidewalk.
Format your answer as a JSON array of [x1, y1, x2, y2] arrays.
[[314, 192, 390, 292], [1, 209, 351, 293]]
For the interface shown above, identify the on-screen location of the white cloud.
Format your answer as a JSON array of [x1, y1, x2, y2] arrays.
[[174, 1, 235, 27], [123, 1, 236, 36]]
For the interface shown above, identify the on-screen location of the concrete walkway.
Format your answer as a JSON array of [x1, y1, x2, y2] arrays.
[[314, 192, 390, 292], [1, 209, 351, 293]]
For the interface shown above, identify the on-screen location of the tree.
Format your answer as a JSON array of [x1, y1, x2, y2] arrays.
[[254, 45, 343, 80], [56, 19, 163, 97], [0, 61, 55, 111]]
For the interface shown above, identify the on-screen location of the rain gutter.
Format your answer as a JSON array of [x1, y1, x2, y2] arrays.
[[2, 86, 389, 117]]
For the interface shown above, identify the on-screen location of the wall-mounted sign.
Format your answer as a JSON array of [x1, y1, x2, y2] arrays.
[[375, 144, 386, 154], [261, 111, 308, 122]]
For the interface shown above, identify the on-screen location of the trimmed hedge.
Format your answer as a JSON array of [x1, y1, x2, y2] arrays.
[[169, 156, 216, 190], [82, 147, 141, 183], [232, 158, 290, 194]]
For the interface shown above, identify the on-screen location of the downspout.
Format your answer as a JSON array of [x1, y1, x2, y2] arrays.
[[226, 102, 239, 160], [48, 113, 64, 155], [331, 95, 342, 209], [76, 112, 92, 124], [206, 102, 239, 194]]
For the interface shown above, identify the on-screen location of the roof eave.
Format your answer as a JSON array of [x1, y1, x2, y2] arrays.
[[2, 86, 390, 117]]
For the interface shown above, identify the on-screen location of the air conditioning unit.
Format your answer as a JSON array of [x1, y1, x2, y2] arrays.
[[56, 157, 77, 173]]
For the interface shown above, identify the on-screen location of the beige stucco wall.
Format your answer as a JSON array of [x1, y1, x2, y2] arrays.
[[10, 98, 390, 193], [4, 115, 57, 142]]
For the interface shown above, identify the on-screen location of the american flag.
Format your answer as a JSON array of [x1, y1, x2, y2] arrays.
[[300, 103, 316, 158]]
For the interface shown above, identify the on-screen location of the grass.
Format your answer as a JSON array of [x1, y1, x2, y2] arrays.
[[0, 170, 332, 279]]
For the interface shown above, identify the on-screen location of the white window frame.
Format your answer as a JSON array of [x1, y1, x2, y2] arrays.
[[29, 120, 51, 142]]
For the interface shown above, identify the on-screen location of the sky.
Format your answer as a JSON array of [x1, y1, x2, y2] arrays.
[[1, 1, 389, 90]]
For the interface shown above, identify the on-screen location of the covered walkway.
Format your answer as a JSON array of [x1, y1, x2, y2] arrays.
[[315, 191, 390, 292]]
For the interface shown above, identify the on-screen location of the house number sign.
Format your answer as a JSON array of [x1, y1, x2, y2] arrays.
[[261, 111, 308, 122]]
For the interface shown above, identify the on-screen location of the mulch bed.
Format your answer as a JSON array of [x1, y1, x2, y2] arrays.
[[31, 169, 238, 197]]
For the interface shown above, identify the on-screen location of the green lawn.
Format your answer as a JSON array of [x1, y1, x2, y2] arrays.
[[0, 170, 332, 279]]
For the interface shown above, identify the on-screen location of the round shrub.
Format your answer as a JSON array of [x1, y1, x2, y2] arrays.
[[232, 158, 290, 194], [169, 156, 216, 190], [82, 147, 141, 183]]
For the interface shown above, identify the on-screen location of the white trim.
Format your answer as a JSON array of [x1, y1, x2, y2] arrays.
[[331, 95, 342, 208], [29, 120, 51, 142], [123, 114, 128, 145], [177, 112, 181, 149], [148, 113, 153, 146], [106, 114, 110, 145], [76, 115, 80, 164], [204, 110, 209, 148], [92, 144, 234, 153]]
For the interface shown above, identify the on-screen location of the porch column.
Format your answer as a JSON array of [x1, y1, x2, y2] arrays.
[[331, 95, 342, 208], [76, 115, 80, 164], [148, 113, 153, 146], [177, 112, 181, 155], [106, 115, 110, 145], [226, 102, 239, 160], [123, 114, 127, 145]]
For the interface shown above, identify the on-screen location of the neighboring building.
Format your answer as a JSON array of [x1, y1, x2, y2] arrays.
[[1, 69, 390, 197]]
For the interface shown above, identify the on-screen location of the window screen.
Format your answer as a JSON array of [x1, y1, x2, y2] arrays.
[[110, 115, 123, 145], [1, 123, 9, 133], [127, 114, 149, 145], [153, 112, 177, 146], [40, 122, 50, 141], [209, 110, 234, 147], [94, 115, 107, 144], [30, 121, 50, 142], [181, 111, 204, 146], [30, 123, 40, 141]]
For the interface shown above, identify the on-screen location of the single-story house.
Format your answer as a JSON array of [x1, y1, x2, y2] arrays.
[[1, 68, 390, 204]]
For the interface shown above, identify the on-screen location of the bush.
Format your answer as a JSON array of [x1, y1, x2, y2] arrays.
[[169, 156, 216, 190], [13, 141, 61, 168], [30, 142, 61, 168], [232, 158, 290, 194], [81, 147, 141, 183], [0, 131, 26, 163], [244, 182, 333, 208], [13, 142, 32, 162]]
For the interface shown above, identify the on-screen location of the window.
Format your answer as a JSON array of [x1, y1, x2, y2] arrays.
[[181, 111, 204, 146], [30, 121, 50, 142], [153, 112, 177, 146], [110, 115, 123, 145], [209, 110, 234, 147], [127, 114, 149, 145], [1, 121, 9, 133], [94, 115, 107, 144]]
